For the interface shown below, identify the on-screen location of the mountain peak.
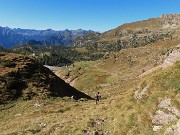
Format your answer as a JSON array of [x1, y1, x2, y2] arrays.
[[46, 28, 53, 31], [159, 13, 180, 18]]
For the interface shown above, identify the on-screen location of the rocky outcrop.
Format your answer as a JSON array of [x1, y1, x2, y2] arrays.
[[158, 98, 180, 117], [152, 110, 177, 125], [152, 98, 180, 134], [162, 44, 180, 68], [160, 14, 180, 27], [139, 44, 180, 77], [134, 85, 149, 100]]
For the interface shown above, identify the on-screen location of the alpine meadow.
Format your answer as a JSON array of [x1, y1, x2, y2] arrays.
[[0, 0, 180, 135]]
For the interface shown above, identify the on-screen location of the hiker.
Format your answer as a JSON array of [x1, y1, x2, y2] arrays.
[[95, 92, 101, 105]]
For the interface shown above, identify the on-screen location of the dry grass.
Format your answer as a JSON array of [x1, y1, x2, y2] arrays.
[[1, 60, 178, 134], [0, 38, 180, 134]]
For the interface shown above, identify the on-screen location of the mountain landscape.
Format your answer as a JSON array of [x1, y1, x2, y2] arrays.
[[0, 14, 180, 135], [0, 27, 95, 48]]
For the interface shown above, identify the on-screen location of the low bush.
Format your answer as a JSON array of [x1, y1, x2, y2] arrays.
[[0, 59, 16, 67]]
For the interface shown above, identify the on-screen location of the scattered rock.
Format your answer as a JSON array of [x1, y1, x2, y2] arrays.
[[39, 122, 47, 128], [153, 125, 163, 132], [15, 113, 22, 117], [134, 85, 149, 100], [34, 102, 45, 107]]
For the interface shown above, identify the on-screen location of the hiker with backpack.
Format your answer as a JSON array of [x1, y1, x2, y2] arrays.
[[95, 92, 101, 105]]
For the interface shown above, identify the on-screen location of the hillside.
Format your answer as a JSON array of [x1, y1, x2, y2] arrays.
[[55, 38, 180, 134], [11, 44, 104, 66], [0, 40, 179, 134], [57, 38, 180, 95], [71, 32, 101, 47], [72, 14, 180, 52], [0, 53, 91, 104]]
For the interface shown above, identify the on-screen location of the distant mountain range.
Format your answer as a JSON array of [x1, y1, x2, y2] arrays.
[[1, 14, 180, 50], [0, 26, 95, 48]]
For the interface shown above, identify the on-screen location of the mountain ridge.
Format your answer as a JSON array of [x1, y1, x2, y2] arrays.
[[0, 26, 95, 48], [72, 14, 180, 51]]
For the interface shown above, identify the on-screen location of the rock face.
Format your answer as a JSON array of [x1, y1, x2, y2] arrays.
[[0, 53, 91, 104]]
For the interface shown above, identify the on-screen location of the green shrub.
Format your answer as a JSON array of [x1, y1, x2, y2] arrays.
[[0, 59, 16, 67], [0, 53, 5, 56], [174, 84, 180, 92], [23, 88, 36, 100]]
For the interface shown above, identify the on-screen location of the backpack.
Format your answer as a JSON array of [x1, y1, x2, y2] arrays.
[[95, 94, 100, 100]]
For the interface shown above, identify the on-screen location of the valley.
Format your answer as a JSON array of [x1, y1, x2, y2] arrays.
[[0, 14, 180, 135]]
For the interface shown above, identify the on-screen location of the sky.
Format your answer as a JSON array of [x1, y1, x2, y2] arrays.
[[0, 0, 179, 32]]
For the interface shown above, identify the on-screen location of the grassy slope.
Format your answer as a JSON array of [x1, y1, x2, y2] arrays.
[[0, 61, 179, 135], [57, 39, 180, 96], [0, 39, 179, 134]]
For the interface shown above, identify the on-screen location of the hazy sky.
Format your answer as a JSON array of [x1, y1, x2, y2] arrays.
[[0, 0, 179, 32]]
